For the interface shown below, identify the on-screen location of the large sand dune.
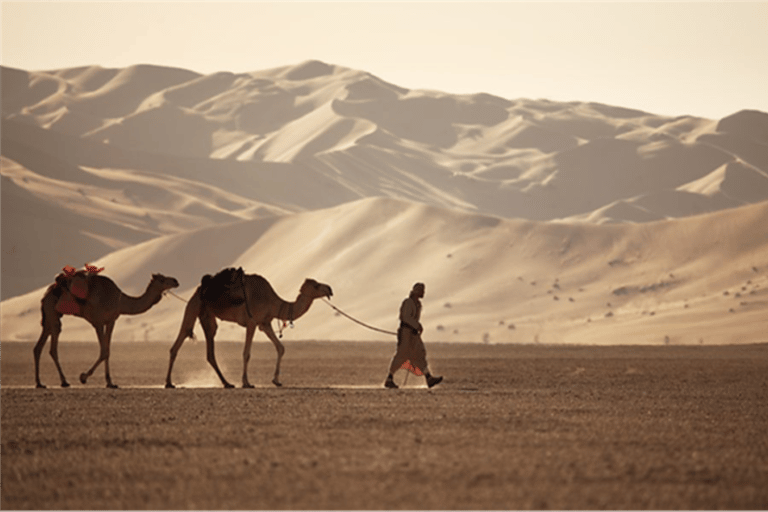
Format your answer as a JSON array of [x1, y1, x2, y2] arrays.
[[2, 196, 766, 344], [2, 60, 767, 344]]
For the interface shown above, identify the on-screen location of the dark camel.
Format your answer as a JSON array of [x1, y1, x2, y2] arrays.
[[165, 268, 333, 388]]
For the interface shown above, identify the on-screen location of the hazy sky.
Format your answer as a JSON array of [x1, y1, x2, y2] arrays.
[[3, 1, 767, 119]]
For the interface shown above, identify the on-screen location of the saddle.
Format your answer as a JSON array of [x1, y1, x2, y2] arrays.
[[200, 267, 247, 306], [52, 264, 104, 315]]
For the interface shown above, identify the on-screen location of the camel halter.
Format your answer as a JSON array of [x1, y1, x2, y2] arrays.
[[277, 302, 295, 338], [321, 298, 397, 336]]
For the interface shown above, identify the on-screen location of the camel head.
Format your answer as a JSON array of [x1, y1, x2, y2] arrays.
[[300, 278, 333, 300], [150, 273, 180, 293]]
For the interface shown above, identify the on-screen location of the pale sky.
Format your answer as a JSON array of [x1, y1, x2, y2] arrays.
[[2, 1, 768, 119]]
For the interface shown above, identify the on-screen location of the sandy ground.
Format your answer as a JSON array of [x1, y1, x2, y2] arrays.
[[2, 340, 767, 510]]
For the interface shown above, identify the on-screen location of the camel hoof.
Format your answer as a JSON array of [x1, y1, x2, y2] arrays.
[[223, 383, 235, 389], [272, 379, 282, 387], [36, 383, 46, 389], [243, 383, 254, 389], [165, 383, 176, 389], [61, 381, 70, 388], [106, 383, 119, 389], [79, 373, 88, 384]]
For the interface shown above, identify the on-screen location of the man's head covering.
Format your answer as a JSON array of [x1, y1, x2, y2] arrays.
[[411, 282, 425, 294]]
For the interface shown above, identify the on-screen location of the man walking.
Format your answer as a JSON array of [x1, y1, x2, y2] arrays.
[[384, 282, 443, 389]]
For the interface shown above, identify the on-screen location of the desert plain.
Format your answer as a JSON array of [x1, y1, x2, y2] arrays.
[[2, 340, 768, 510]]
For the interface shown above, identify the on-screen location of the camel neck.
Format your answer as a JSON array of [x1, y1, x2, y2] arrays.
[[119, 284, 163, 315], [277, 293, 313, 321]]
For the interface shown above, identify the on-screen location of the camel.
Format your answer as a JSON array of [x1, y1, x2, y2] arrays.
[[165, 268, 333, 389], [34, 270, 180, 388]]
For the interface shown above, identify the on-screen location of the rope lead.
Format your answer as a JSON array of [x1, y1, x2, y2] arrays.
[[321, 298, 397, 336]]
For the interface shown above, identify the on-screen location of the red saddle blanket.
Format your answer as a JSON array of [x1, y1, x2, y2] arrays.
[[54, 267, 92, 315], [70, 276, 88, 299], [55, 294, 82, 315]]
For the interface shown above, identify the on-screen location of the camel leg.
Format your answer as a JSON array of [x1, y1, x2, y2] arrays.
[[35, 297, 70, 388], [260, 323, 285, 387], [166, 331, 189, 389], [102, 321, 118, 388], [33, 327, 49, 388], [33, 315, 56, 389], [242, 323, 256, 388], [48, 323, 70, 388], [81, 323, 111, 386], [166, 290, 201, 389], [200, 311, 233, 388]]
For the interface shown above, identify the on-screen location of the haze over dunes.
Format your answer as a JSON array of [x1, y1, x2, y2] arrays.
[[2, 61, 767, 344]]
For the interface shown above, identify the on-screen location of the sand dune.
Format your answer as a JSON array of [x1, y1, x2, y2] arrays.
[[2, 60, 767, 345], [2, 196, 767, 345]]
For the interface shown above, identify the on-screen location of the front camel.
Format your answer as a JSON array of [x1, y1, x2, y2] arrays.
[[34, 267, 179, 388], [165, 268, 333, 389]]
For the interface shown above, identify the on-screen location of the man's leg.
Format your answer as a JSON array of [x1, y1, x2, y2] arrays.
[[411, 335, 443, 388], [384, 328, 410, 388], [385, 351, 408, 388]]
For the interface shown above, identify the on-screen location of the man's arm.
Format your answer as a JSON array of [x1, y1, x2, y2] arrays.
[[399, 298, 423, 333]]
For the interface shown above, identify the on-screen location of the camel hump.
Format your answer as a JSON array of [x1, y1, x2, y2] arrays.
[[201, 267, 245, 288], [200, 267, 246, 305]]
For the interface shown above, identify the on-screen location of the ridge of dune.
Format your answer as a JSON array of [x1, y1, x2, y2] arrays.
[[280, 59, 338, 81], [50, 66, 121, 94], [716, 109, 768, 143], [250, 101, 378, 162], [679, 160, 768, 203]]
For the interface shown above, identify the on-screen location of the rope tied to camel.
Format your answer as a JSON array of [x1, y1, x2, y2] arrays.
[[321, 298, 397, 336], [165, 290, 188, 303]]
